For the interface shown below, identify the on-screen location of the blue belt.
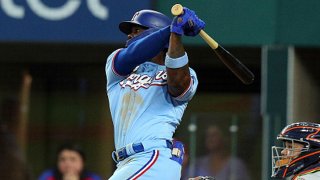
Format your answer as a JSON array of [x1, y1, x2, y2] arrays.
[[112, 140, 173, 163]]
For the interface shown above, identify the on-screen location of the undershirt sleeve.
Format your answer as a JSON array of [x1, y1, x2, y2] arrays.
[[113, 26, 171, 76]]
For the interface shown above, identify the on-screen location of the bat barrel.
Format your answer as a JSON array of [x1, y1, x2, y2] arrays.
[[214, 46, 255, 84], [171, 3, 254, 85]]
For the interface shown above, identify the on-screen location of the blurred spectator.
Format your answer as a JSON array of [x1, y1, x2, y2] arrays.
[[38, 143, 102, 180], [183, 125, 251, 180], [0, 97, 31, 180]]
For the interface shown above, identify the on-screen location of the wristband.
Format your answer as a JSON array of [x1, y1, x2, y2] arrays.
[[165, 53, 188, 68]]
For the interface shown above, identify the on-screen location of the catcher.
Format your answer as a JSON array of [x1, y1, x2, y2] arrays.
[[271, 122, 320, 179]]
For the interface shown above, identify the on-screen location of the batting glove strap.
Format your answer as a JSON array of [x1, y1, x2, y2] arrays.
[[183, 14, 205, 37], [165, 53, 188, 69]]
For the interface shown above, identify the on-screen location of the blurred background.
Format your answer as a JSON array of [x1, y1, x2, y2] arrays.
[[0, 0, 319, 180]]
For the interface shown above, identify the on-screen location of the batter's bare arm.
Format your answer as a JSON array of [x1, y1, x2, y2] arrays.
[[166, 7, 205, 97], [166, 33, 191, 97]]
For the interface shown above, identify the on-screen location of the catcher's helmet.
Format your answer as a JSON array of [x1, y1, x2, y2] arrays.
[[119, 10, 171, 35], [271, 122, 320, 178]]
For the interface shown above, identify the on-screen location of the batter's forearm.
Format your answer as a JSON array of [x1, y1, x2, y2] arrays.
[[167, 33, 185, 58], [166, 33, 191, 97]]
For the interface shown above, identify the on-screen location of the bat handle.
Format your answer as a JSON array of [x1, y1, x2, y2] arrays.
[[172, 4, 219, 50], [199, 30, 219, 50], [171, 4, 184, 16]]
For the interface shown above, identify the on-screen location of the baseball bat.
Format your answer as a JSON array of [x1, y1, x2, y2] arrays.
[[171, 4, 255, 85]]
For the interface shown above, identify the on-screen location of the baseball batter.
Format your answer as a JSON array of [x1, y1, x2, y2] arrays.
[[105, 7, 205, 180]]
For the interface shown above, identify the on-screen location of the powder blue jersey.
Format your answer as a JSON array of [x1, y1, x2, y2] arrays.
[[106, 49, 198, 150]]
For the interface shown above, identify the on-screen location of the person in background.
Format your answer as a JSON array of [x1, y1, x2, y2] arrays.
[[271, 122, 320, 179], [0, 97, 31, 180], [38, 143, 102, 180], [184, 125, 250, 180]]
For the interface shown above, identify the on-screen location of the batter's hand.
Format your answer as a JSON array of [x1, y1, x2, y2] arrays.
[[182, 7, 205, 37], [170, 7, 205, 36]]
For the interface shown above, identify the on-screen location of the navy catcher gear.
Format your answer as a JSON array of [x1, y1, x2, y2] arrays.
[[119, 10, 171, 35], [271, 122, 320, 178]]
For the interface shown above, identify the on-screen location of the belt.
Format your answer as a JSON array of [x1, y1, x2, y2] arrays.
[[112, 140, 172, 163]]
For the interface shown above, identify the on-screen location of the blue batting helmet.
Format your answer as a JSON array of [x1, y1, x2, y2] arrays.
[[119, 10, 171, 35]]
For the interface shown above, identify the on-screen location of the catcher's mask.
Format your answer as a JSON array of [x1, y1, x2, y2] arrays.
[[271, 122, 320, 178]]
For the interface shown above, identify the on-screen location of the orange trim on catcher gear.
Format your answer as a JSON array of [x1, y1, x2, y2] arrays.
[[290, 151, 320, 165], [306, 129, 320, 143], [282, 167, 288, 178], [281, 126, 320, 143], [281, 150, 320, 178], [292, 166, 320, 180], [282, 126, 318, 135]]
